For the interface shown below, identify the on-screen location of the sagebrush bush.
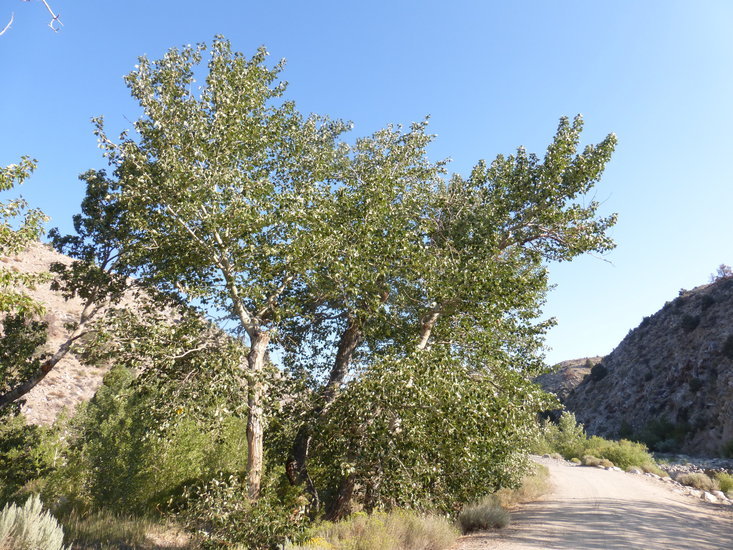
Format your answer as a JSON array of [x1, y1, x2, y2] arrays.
[[286, 510, 459, 550], [458, 495, 510, 533], [0, 495, 69, 550], [677, 473, 719, 492]]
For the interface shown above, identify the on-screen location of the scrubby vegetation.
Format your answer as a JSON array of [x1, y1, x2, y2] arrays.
[[534, 412, 662, 471], [676, 473, 719, 492]]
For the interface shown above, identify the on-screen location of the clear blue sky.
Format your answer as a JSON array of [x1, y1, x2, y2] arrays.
[[2, 0, 732, 365]]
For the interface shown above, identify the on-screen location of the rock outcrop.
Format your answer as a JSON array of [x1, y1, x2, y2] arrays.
[[558, 276, 733, 456]]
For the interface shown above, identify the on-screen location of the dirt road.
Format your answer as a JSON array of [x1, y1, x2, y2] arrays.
[[454, 457, 733, 550]]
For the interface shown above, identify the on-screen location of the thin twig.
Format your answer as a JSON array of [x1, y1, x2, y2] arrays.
[[38, 0, 62, 31]]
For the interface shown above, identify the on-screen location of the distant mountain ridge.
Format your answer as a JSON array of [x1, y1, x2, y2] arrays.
[[549, 276, 733, 456]]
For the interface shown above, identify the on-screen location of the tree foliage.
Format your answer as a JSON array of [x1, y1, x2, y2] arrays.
[[66, 35, 618, 527], [0, 158, 48, 316]]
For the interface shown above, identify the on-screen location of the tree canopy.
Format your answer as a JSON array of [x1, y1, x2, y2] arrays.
[[75, 36, 617, 513]]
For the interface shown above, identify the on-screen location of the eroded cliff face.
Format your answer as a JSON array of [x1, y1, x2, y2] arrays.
[[561, 276, 733, 456]]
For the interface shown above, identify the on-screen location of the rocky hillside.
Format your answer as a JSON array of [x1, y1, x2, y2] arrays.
[[559, 276, 733, 456], [536, 356, 602, 401], [2, 243, 113, 425]]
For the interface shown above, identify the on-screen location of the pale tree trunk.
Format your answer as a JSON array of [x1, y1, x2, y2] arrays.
[[246, 329, 270, 499]]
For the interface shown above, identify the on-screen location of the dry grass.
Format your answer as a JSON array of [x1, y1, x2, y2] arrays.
[[458, 463, 550, 535], [495, 464, 551, 508], [676, 473, 719, 492], [458, 495, 510, 533], [287, 510, 459, 550], [640, 463, 668, 477], [61, 510, 194, 549]]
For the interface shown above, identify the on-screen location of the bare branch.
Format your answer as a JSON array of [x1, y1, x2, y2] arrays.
[[38, 0, 62, 32], [0, 12, 14, 36]]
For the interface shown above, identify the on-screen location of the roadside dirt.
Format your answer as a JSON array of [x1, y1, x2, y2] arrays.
[[453, 457, 733, 550]]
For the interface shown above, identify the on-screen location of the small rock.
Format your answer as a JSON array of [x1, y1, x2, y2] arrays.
[[712, 491, 726, 500], [690, 489, 703, 498], [628, 467, 643, 474], [703, 492, 718, 503], [610, 466, 623, 472]]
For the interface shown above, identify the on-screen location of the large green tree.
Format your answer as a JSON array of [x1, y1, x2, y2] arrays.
[[76, 36, 617, 511]]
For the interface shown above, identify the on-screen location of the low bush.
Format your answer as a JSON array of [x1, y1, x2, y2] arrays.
[[720, 439, 733, 458], [677, 473, 719, 492], [0, 495, 69, 550], [714, 472, 733, 496], [458, 495, 510, 533], [287, 510, 459, 550], [583, 437, 654, 470], [581, 455, 613, 468], [173, 470, 308, 549], [535, 413, 658, 471]]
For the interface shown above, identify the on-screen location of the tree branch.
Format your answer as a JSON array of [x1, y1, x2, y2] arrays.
[[0, 13, 13, 36]]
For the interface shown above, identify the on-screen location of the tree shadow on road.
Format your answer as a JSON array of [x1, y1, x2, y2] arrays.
[[468, 497, 733, 549]]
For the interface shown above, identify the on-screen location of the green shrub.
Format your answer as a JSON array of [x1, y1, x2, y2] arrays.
[[45, 364, 249, 515], [0, 413, 58, 503], [721, 439, 733, 458], [288, 510, 458, 550], [583, 437, 654, 470], [590, 363, 608, 382], [722, 335, 733, 360], [581, 455, 613, 468], [677, 473, 719, 492], [714, 472, 733, 496], [174, 470, 308, 549], [458, 495, 509, 533], [680, 314, 700, 332], [0, 495, 69, 550], [633, 418, 690, 453]]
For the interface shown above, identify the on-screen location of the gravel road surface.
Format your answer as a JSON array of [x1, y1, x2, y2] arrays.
[[453, 457, 733, 550]]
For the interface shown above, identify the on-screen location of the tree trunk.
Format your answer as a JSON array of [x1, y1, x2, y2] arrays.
[[286, 320, 362, 487], [326, 473, 356, 521], [246, 329, 270, 499]]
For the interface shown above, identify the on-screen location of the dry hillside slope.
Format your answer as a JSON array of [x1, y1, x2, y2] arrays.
[[3, 242, 116, 424], [561, 276, 733, 456]]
